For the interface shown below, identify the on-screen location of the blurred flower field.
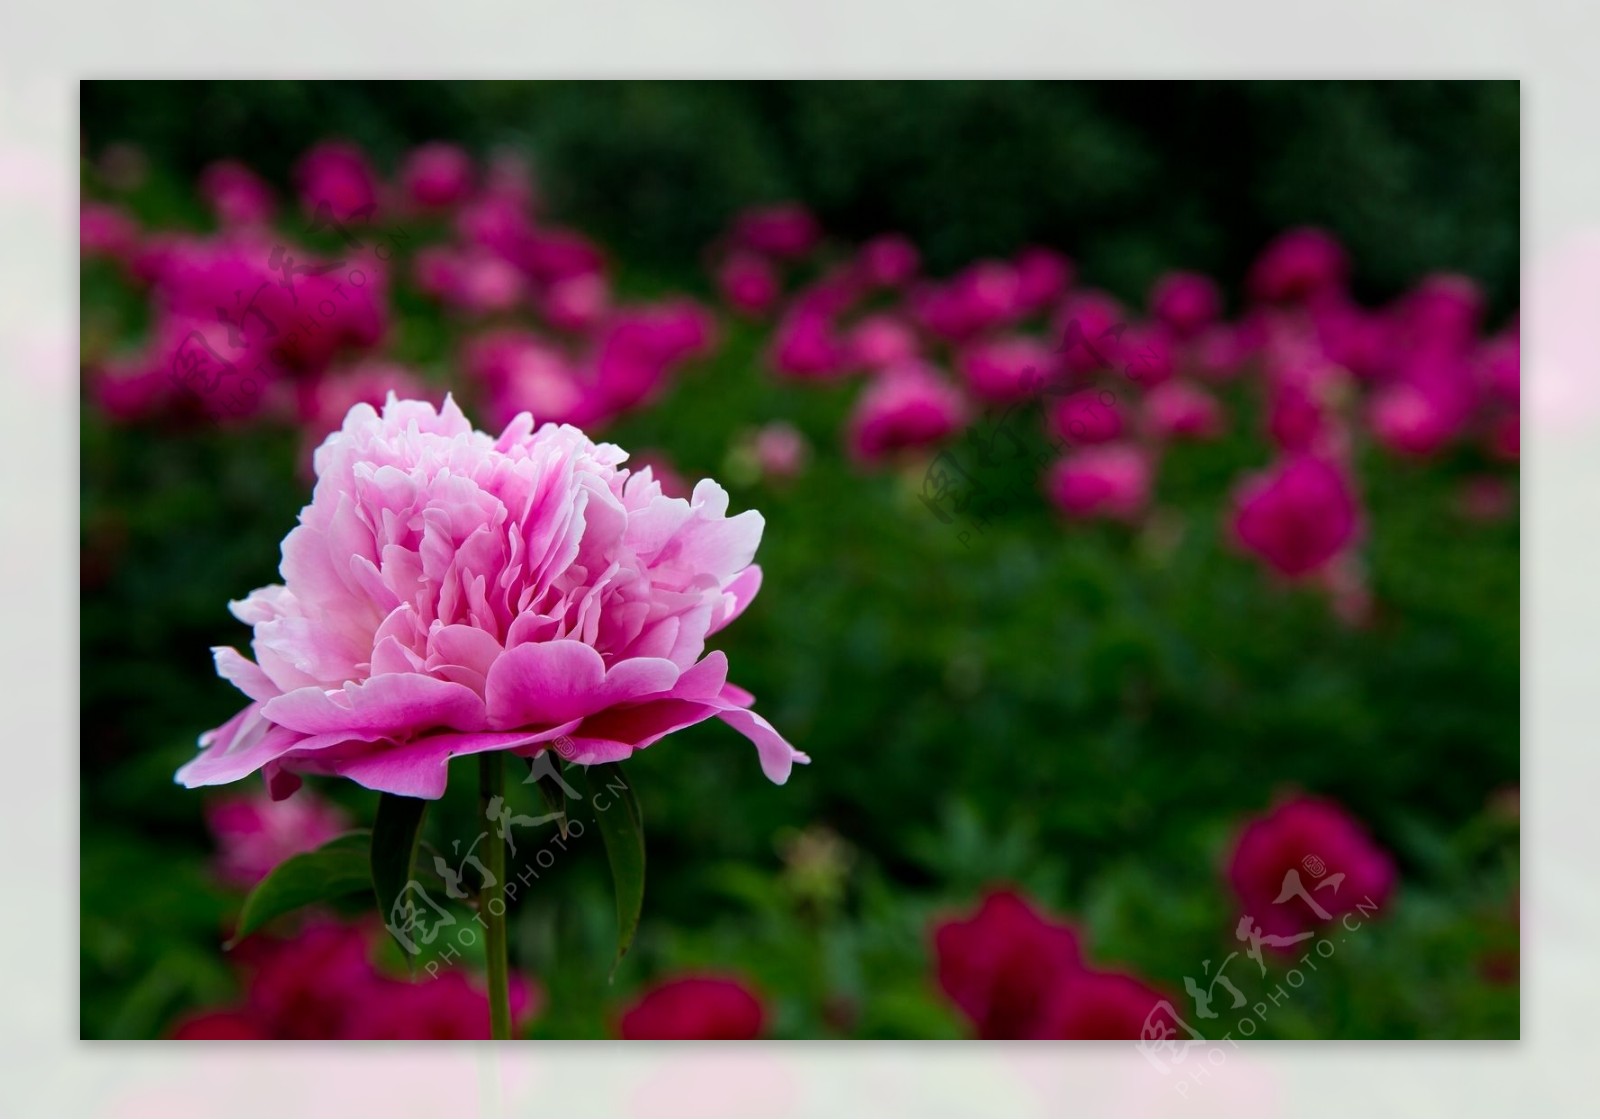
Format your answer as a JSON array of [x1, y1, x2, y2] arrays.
[[80, 81, 1519, 1041]]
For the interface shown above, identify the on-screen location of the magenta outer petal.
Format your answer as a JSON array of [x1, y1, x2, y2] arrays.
[[713, 701, 808, 784], [262, 673, 487, 738], [319, 723, 583, 799], [708, 564, 763, 636], [176, 706, 302, 788]]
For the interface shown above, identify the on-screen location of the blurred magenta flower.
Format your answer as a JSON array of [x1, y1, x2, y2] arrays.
[[619, 975, 767, 1039], [205, 789, 349, 888], [1145, 380, 1224, 441], [171, 919, 539, 1039], [717, 252, 782, 317], [846, 313, 920, 371], [1037, 970, 1168, 1040], [846, 361, 967, 463], [199, 160, 277, 227], [1053, 290, 1127, 375], [1228, 795, 1396, 940], [414, 244, 528, 314], [1488, 411, 1520, 462], [1150, 270, 1221, 339], [733, 203, 820, 259], [466, 328, 588, 429], [400, 142, 475, 210], [80, 201, 139, 264], [857, 233, 920, 288], [1248, 227, 1348, 304], [1390, 272, 1485, 357], [1185, 322, 1250, 383], [772, 306, 847, 380], [932, 889, 1084, 1039], [1013, 247, 1073, 313], [293, 140, 380, 221], [176, 395, 804, 800], [1048, 389, 1124, 446], [912, 261, 1021, 342], [1231, 454, 1359, 578], [957, 335, 1057, 405], [539, 272, 611, 333], [1044, 444, 1151, 522], [1368, 382, 1460, 457], [1476, 328, 1520, 408]]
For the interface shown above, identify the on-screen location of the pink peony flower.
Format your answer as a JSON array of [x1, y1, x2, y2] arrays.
[[1231, 455, 1359, 578], [1047, 389, 1124, 446], [293, 141, 381, 222], [400, 142, 474, 210], [717, 252, 782, 317], [956, 335, 1058, 405], [856, 234, 920, 287], [199, 161, 277, 227], [206, 789, 350, 888], [1186, 322, 1251, 383], [846, 361, 967, 463], [1145, 380, 1224, 441], [1390, 272, 1485, 357], [932, 889, 1084, 1040], [170, 1010, 270, 1039], [1249, 227, 1348, 304], [912, 261, 1021, 342], [1044, 444, 1151, 521], [176, 396, 805, 800], [465, 329, 590, 430], [1120, 324, 1175, 387], [1036, 970, 1168, 1041], [846, 314, 920, 371], [1150, 270, 1221, 339], [618, 975, 768, 1039], [538, 271, 611, 333], [1228, 795, 1396, 940], [732, 203, 820, 259]]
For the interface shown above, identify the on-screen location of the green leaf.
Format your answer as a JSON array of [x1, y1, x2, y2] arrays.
[[371, 793, 430, 962], [226, 831, 372, 948], [581, 762, 644, 978]]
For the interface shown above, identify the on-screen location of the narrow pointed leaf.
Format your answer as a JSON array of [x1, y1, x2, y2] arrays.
[[581, 762, 644, 978], [371, 792, 430, 961], [226, 831, 372, 948]]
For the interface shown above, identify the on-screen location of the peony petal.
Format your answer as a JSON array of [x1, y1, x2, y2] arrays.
[[262, 674, 487, 738], [484, 639, 608, 729]]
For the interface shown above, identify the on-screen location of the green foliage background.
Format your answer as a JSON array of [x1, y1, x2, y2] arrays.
[[80, 80, 1519, 1040]]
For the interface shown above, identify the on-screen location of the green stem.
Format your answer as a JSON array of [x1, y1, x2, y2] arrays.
[[480, 751, 511, 1040]]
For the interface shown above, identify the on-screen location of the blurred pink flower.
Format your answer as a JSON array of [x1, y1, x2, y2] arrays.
[[846, 313, 920, 371], [80, 201, 139, 264], [1036, 970, 1168, 1041], [414, 244, 527, 314], [752, 420, 809, 479], [857, 234, 920, 287], [1044, 444, 1151, 521], [1185, 323, 1251, 383], [1249, 227, 1348, 304], [1150, 270, 1221, 339], [957, 334, 1057, 405], [1231, 454, 1359, 578], [293, 140, 380, 222], [400, 142, 474, 210], [1228, 795, 1396, 940], [1390, 272, 1485, 358], [932, 889, 1084, 1040], [1476, 328, 1520, 408], [1013, 247, 1073, 314], [733, 203, 820, 259], [205, 790, 350, 888], [1368, 382, 1460, 457], [1120, 324, 1176, 387], [619, 975, 768, 1039], [539, 271, 611, 333], [717, 252, 782, 316], [1054, 290, 1128, 375], [344, 970, 538, 1040], [199, 161, 277, 227], [1047, 389, 1124, 446], [466, 329, 589, 429], [1145, 380, 1224, 441], [772, 306, 847, 379], [846, 361, 967, 463], [1487, 411, 1520, 462], [913, 261, 1021, 342], [176, 395, 805, 799]]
